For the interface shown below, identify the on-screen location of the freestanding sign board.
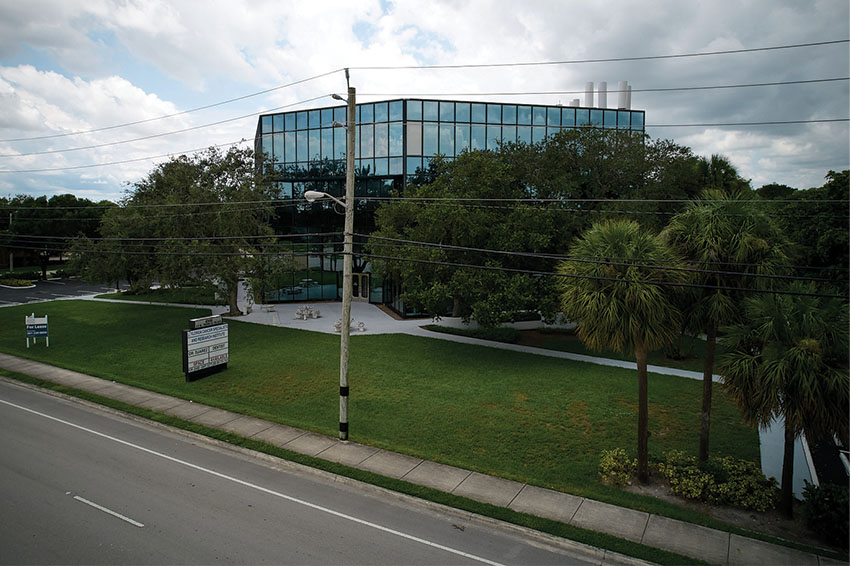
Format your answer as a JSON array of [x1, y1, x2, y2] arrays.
[[25, 313, 48, 348], [182, 315, 228, 382]]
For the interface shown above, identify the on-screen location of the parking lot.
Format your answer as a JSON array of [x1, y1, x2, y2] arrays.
[[0, 278, 119, 306]]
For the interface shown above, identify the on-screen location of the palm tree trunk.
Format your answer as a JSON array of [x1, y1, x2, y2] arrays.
[[698, 325, 716, 464], [635, 345, 650, 483], [780, 421, 796, 518]]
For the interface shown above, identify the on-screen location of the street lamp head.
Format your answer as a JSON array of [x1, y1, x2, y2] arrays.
[[303, 190, 326, 203], [331, 93, 346, 101]]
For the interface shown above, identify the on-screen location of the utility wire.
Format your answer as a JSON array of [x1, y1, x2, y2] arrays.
[[360, 77, 850, 98], [0, 69, 344, 143], [351, 40, 850, 70], [359, 233, 836, 283], [357, 252, 846, 299], [0, 94, 331, 158]]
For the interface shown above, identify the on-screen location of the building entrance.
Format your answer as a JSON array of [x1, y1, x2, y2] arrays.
[[351, 273, 370, 302]]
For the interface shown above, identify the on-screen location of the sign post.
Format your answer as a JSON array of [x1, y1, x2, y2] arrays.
[[182, 315, 229, 382], [25, 313, 48, 348]]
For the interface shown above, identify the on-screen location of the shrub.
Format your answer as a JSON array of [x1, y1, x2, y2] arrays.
[[801, 481, 849, 549], [422, 325, 520, 344], [0, 278, 34, 287], [659, 451, 777, 511], [599, 448, 636, 486]]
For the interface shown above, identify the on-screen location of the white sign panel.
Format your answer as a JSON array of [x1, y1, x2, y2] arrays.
[[182, 323, 228, 379]]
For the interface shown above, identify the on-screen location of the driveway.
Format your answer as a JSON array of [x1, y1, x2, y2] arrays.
[[0, 277, 119, 307]]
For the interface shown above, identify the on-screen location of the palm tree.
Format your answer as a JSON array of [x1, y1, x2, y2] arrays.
[[719, 284, 849, 517], [558, 219, 685, 482], [663, 188, 790, 463]]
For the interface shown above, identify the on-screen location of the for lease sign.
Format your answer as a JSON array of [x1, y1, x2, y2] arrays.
[[182, 322, 229, 379]]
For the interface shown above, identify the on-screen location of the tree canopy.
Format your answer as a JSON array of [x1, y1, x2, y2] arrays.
[[72, 146, 275, 315]]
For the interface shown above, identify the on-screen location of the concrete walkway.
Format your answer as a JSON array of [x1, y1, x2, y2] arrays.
[[0, 349, 842, 566]]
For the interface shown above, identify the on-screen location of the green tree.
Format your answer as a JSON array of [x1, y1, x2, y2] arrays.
[[558, 219, 685, 482], [75, 147, 275, 315], [719, 284, 849, 517], [663, 188, 791, 463]]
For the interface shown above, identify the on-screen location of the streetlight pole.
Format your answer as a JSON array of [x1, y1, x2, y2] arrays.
[[339, 85, 355, 441]]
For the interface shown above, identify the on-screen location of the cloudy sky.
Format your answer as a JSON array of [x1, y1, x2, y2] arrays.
[[0, 0, 847, 202]]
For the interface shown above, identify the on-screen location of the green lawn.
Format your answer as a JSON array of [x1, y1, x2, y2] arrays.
[[97, 285, 224, 306], [0, 300, 758, 520]]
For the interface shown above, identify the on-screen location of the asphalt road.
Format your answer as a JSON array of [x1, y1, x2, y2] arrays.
[[0, 277, 118, 306], [0, 380, 600, 565]]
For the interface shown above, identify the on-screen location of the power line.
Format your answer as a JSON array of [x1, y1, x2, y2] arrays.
[[350, 40, 850, 70], [0, 69, 344, 143], [359, 77, 850, 98], [0, 94, 332, 158], [359, 233, 836, 283], [357, 252, 846, 299]]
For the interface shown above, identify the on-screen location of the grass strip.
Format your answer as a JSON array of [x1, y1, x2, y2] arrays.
[[2, 369, 846, 564]]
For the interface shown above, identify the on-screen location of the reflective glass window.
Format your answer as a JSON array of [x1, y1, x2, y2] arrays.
[[374, 102, 388, 123], [273, 133, 284, 161], [374, 123, 388, 157], [374, 158, 389, 175], [439, 124, 454, 156], [502, 105, 517, 124], [576, 109, 589, 127], [455, 102, 470, 122], [321, 128, 333, 158], [547, 107, 560, 127], [273, 114, 283, 132], [590, 109, 603, 125], [389, 123, 403, 156], [471, 125, 486, 150], [296, 130, 307, 160], [358, 159, 374, 176], [285, 113, 296, 130], [355, 126, 361, 158], [262, 134, 273, 159], [562, 108, 576, 128], [517, 106, 532, 125], [309, 110, 321, 128], [423, 123, 438, 155], [422, 157, 432, 170], [285, 131, 296, 162], [389, 100, 403, 121], [333, 127, 345, 160], [423, 101, 438, 121], [517, 126, 531, 144], [360, 104, 374, 124], [471, 103, 486, 123], [502, 125, 516, 143], [261, 115, 272, 132], [487, 104, 501, 124], [631, 111, 644, 130], [407, 100, 422, 121], [604, 110, 616, 129], [406, 156, 422, 174], [281, 182, 293, 199], [455, 125, 470, 153], [309, 129, 321, 160], [618, 110, 630, 129], [406, 122, 422, 155], [532, 126, 546, 143], [361, 124, 374, 158], [334, 106, 346, 124], [533, 107, 547, 125], [439, 101, 454, 122], [389, 157, 403, 175], [486, 126, 501, 149], [321, 109, 333, 128], [296, 111, 308, 129]]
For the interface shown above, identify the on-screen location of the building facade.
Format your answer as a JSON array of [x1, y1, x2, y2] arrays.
[[254, 97, 645, 312]]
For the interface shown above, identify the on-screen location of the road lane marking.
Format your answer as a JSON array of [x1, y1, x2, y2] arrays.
[[72, 494, 145, 527], [0, 398, 504, 566]]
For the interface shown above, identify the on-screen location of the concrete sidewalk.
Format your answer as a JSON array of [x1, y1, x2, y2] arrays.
[[0, 352, 841, 566]]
